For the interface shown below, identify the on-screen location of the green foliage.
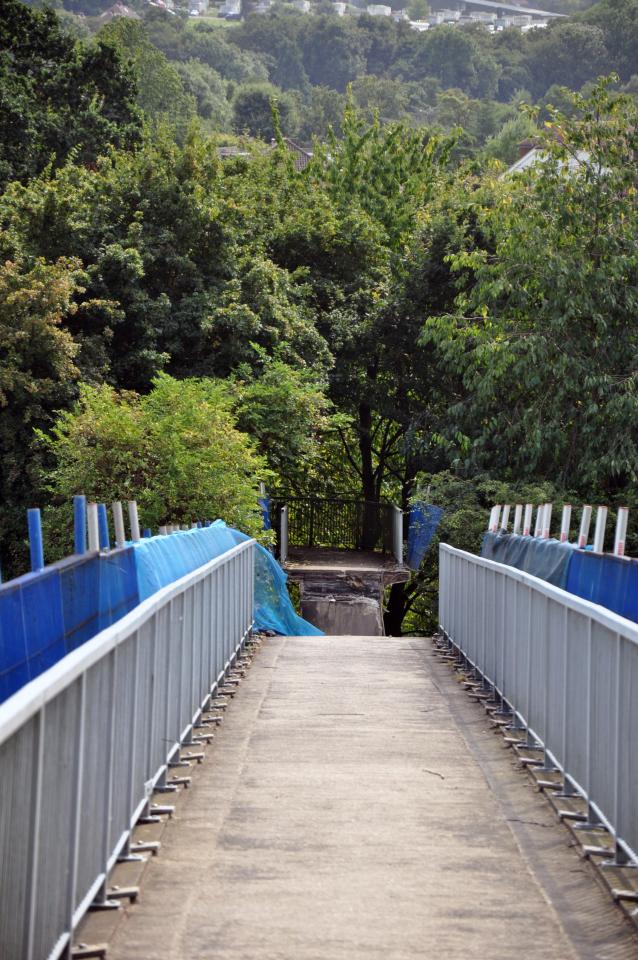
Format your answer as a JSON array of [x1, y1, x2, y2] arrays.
[[399, 473, 570, 634], [99, 19, 197, 141], [39, 375, 269, 542], [231, 357, 331, 491], [425, 78, 638, 495], [0, 0, 140, 190], [232, 84, 299, 139], [0, 257, 83, 575]]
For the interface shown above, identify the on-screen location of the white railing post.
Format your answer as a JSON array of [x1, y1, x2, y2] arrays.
[[593, 505, 608, 554], [87, 502, 100, 552], [128, 501, 141, 542], [578, 505, 592, 548], [614, 507, 629, 557], [523, 504, 533, 536], [513, 504, 523, 536], [393, 506, 403, 564], [560, 504, 572, 543], [280, 505, 288, 565], [112, 501, 126, 548], [500, 505, 511, 532]]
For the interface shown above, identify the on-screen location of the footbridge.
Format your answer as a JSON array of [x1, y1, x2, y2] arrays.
[[1, 498, 638, 960]]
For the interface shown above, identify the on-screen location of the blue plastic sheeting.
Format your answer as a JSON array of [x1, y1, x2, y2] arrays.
[[132, 522, 322, 637], [132, 523, 240, 600], [481, 532, 574, 589], [407, 502, 444, 571], [0, 548, 139, 704], [566, 550, 638, 624], [0, 522, 321, 704], [259, 496, 271, 531]]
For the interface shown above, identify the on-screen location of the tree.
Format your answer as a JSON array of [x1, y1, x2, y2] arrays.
[[40, 375, 268, 540], [424, 79, 638, 496], [523, 22, 609, 98], [0, 258, 83, 576], [231, 357, 331, 491], [0, 0, 140, 189], [232, 84, 299, 139], [411, 26, 501, 99], [407, 0, 430, 20], [99, 19, 197, 141]]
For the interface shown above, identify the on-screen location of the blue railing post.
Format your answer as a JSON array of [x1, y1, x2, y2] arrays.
[[27, 508, 45, 572], [98, 504, 111, 550], [74, 495, 87, 555]]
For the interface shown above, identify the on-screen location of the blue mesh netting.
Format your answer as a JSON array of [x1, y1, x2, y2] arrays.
[[133, 521, 322, 638], [0, 522, 320, 704], [407, 502, 444, 571]]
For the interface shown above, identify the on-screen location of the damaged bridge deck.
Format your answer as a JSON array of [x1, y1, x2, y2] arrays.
[[283, 548, 409, 634]]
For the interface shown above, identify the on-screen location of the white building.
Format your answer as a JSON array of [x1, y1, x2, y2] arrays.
[[366, 4, 392, 15], [292, 0, 311, 10], [333, 1, 347, 12], [219, 0, 240, 13], [409, 19, 430, 30]]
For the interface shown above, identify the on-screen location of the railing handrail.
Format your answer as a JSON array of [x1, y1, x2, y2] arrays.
[[272, 495, 396, 507], [0, 539, 254, 747], [439, 542, 638, 867], [440, 543, 638, 645]]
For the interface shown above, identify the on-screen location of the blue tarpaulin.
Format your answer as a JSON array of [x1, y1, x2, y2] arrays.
[[407, 502, 444, 571], [481, 531, 574, 589], [132, 522, 322, 638], [481, 531, 638, 624], [0, 523, 321, 704]]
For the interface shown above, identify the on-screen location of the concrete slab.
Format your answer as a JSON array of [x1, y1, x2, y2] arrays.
[[106, 637, 638, 960]]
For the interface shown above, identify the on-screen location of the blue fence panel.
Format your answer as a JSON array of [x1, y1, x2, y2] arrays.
[[481, 531, 638, 625], [407, 502, 444, 571], [566, 550, 638, 624]]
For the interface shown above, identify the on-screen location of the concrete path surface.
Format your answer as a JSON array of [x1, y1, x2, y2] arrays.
[[108, 636, 638, 960]]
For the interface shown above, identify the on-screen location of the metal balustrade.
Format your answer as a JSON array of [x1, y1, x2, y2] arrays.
[[271, 496, 399, 557], [439, 543, 638, 867], [0, 539, 255, 960]]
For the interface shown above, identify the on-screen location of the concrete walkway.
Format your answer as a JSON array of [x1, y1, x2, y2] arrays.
[[108, 637, 637, 960]]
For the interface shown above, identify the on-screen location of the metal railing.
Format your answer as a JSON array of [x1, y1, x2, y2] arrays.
[[0, 539, 255, 960], [439, 543, 638, 867], [271, 497, 397, 555]]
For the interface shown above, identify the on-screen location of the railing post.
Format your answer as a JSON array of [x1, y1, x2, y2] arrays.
[[392, 506, 403, 565], [280, 506, 288, 565]]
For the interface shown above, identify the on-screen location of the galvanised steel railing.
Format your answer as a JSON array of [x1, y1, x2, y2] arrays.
[[0, 539, 254, 960], [439, 543, 638, 867]]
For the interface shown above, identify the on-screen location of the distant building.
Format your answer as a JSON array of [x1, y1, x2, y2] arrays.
[[506, 140, 591, 176], [409, 18, 429, 29], [254, 0, 273, 12], [97, 2, 141, 22], [269, 137, 314, 171], [292, 0, 311, 10], [219, 0, 241, 14], [366, 4, 392, 15], [332, 1, 347, 13], [189, 0, 209, 12]]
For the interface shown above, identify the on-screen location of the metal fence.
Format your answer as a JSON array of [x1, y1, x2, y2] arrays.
[[0, 539, 255, 960], [271, 497, 396, 554], [439, 543, 638, 867]]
